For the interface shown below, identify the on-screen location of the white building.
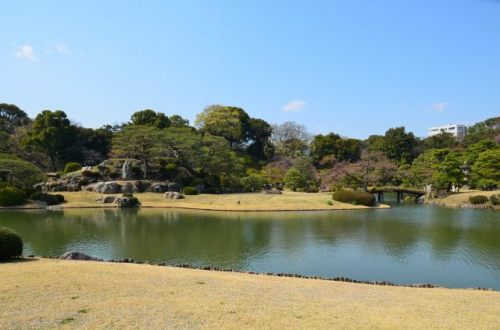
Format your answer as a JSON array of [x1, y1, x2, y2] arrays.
[[428, 124, 467, 140]]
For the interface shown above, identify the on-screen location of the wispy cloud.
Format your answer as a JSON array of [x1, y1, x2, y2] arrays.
[[282, 100, 306, 112], [54, 43, 70, 54], [430, 102, 449, 112], [15, 45, 36, 61]]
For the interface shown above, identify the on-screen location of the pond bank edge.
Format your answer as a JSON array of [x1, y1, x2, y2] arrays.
[[17, 256, 494, 292]]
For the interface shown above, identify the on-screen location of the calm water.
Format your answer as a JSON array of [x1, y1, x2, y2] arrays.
[[1, 204, 499, 289]]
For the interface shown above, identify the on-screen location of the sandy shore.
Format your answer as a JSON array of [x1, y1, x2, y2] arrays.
[[0, 258, 499, 329]]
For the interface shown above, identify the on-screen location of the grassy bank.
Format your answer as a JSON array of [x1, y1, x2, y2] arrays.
[[429, 190, 500, 209], [8, 191, 389, 211], [1, 259, 499, 328]]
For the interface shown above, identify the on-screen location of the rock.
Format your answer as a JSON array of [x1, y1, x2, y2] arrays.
[[133, 180, 147, 193], [163, 191, 184, 200], [149, 182, 169, 193], [45, 172, 61, 178], [102, 196, 117, 204], [121, 182, 135, 194], [168, 182, 181, 193], [60, 251, 102, 261], [97, 181, 121, 194], [122, 159, 133, 180], [114, 196, 141, 208]]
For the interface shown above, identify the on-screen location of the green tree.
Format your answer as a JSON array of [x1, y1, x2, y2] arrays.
[[22, 110, 77, 170], [240, 174, 267, 192], [130, 109, 171, 129], [464, 117, 499, 145], [422, 132, 459, 150], [271, 121, 311, 158], [195, 105, 251, 148], [365, 135, 385, 152], [410, 149, 463, 191], [169, 114, 190, 128], [0, 103, 29, 133], [470, 149, 500, 190], [111, 125, 172, 178], [246, 118, 274, 160], [383, 127, 419, 163], [284, 168, 306, 191]]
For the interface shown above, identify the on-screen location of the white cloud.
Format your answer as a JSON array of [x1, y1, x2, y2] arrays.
[[282, 100, 306, 112], [54, 43, 70, 54], [431, 102, 448, 112], [15, 45, 36, 61]]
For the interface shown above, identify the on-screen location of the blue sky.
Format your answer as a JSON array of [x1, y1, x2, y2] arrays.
[[1, 0, 499, 138]]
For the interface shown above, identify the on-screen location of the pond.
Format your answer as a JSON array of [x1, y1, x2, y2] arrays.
[[1, 204, 499, 289]]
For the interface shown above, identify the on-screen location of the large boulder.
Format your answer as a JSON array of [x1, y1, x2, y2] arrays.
[[163, 191, 184, 200], [60, 251, 102, 261], [149, 182, 169, 193], [102, 196, 117, 204], [82, 181, 122, 194], [97, 181, 122, 194], [122, 159, 133, 180], [115, 196, 141, 208], [121, 182, 135, 194]]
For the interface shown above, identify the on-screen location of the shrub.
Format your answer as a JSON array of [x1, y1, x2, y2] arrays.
[[284, 168, 306, 192], [63, 162, 82, 174], [240, 174, 266, 192], [469, 195, 489, 205], [0, 157, 43, 189], [183, 186, 199, 195], [332, 189, 376, 206], [326, 200, 333, 206], [31, 192, 65, 205], [490, 194, 500, 206], [0, 187, 25, 206], [0, 227, 23, 260]]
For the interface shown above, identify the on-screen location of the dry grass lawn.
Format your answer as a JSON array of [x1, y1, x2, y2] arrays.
[[431, 189, 500, 208], [52, 191, 386, 211], [1, 259, 499, 329]]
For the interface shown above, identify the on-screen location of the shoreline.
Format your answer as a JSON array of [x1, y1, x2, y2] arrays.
[[0, 191, 391, 212], [424, 190, 500, 210], [32, 256, 492, 291], [0, 204, 391, 212], [2, 258, 499, 328]]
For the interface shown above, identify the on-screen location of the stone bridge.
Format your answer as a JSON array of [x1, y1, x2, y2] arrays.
[[367, 186, 426, 203]]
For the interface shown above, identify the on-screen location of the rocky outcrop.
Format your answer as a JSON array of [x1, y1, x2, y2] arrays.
[[60, 251, 102, 261], [163, 191, 184, 200], [115, 196, 141, 208], [149, 182, 169, 193], [122, 159, 133, 180]]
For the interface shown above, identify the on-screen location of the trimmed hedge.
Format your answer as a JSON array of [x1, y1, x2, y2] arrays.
[[469, 195, 488, 205], [490, 194, 500, 206], [0, 157, 43, 189], [332, 190, 376, 206], [0, 187, 25, 206], [0, 227, 23, 260], [31, 192, 65, 205], [63, 162, 82, 174], [183, 186, 199, 195]]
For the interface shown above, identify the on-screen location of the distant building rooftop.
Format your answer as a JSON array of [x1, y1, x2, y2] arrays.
[[428, 124, 467, 140]]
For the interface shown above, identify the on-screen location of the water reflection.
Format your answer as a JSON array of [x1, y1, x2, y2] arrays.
[[1, 206, 499, 289]]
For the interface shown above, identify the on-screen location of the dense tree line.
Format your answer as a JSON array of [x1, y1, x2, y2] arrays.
[[0, 102, 499, 194]]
